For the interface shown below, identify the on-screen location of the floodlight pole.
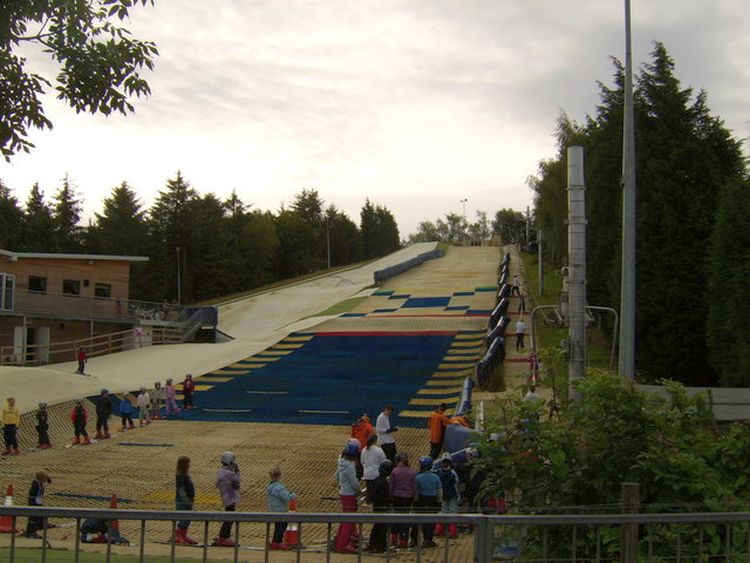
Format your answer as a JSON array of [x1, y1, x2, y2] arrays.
[[619, 0, 637, 380], [567, 146, 586, 399]]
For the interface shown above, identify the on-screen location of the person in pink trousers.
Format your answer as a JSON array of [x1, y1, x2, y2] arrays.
[[164, 378, 180, 417]]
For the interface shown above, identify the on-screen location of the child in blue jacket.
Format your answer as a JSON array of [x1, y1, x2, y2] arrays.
[[119, 394, 135, 431], [266, 467, 297, 550]]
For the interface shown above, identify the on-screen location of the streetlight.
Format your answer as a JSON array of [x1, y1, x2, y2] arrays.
[[459, 199, 469, 245], [619, 0, 637, 380], [176, 246, 182, 305]]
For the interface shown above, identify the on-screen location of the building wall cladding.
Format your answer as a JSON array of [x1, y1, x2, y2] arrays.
[[1, 257, 131, 300]]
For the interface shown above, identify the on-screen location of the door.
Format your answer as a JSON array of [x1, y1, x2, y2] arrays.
[[12, 325, 23, 364], [36, 327, 50, 364]]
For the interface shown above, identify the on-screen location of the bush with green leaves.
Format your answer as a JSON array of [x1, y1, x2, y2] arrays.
[[475, 368, 750, 558]]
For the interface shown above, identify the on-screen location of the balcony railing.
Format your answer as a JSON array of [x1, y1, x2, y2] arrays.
[[5, 288, 191, 325]]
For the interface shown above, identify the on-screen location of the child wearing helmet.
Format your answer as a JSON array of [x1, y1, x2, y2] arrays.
[[333, 440, 360, 553], [214, 452, 241, 547], [414, 456, 442, 548]]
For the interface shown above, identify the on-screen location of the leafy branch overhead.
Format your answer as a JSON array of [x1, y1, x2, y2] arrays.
[[0, 0, 158, 160]]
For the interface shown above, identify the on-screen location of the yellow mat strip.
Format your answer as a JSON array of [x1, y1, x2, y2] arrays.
[[409, 397, 459, 406], [417, 387, 463, 395]]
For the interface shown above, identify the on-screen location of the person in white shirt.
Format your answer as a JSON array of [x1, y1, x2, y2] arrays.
[[515, 318, 527, 351], [523, 385, 540, 403], [360, 433, 387, 502], [136, 387, 151, 427], [511, 274, 521, 297], [375, 404, 398, 462]]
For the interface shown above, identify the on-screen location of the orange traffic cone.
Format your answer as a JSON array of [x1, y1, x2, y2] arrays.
[[283, 498, 300, 547], [109, 493, 120, 536], [0, 484, 20, 534]]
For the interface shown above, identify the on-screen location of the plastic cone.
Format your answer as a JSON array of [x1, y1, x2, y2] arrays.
[[283, 498, 300, 546], [109, 493, 120, 535], [0, 484, 20, 534]]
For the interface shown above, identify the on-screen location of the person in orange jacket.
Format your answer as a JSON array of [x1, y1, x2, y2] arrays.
[[350, 413, 375, 450], [427, 404, 450, 459], [450, 414, 470, 428]]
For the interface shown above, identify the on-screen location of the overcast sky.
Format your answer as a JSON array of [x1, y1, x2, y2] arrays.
[[1, 0, 748, 237]]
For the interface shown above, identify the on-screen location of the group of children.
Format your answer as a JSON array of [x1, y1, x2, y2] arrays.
[[170, 452, 297, 550], [334, 436, 462, 553], [1, 374, 198, 453]]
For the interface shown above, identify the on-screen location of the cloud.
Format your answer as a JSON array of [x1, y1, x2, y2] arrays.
[[1, 0, 748, 236]]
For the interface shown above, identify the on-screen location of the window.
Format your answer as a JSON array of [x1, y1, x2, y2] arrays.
[[94, 283, 111, 299], [29, 276, 47, 293], [62, 279, 81, 296]]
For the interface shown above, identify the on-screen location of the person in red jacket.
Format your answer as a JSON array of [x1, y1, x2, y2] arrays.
[[76, 347, 88, 375], [71, 399, 91, 445], [182, 374, 196, 409], [428, 404, 451, 459]]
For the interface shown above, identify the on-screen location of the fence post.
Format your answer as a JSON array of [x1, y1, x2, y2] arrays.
[[621, 482, 639, 563], [474, 516, 493, 563]]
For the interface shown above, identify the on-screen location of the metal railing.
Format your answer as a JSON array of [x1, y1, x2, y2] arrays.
[[0, 325, 184, 366], [6, 288, 191, 325], [3, 506, 750, 562]]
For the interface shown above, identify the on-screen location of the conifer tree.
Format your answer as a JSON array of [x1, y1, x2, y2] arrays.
[[0, 180, 24, 249], [52, 174, 83, 252], [23, 183, 56, 252]]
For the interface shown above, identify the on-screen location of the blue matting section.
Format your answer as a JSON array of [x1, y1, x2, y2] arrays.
[[181, 334, 455, 427], [402, 297, 451, 308]]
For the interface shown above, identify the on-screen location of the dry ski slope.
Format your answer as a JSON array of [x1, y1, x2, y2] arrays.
[[0, 244, 500, 560]]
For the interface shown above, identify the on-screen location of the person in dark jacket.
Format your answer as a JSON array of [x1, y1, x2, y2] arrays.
[[95, 389, 112, 440], [70, 399, 90, 445], [36, 403, 51, 449], [25, 471, 51, 538], [174, 456, 198, 544], [367, 460, 393, 552]]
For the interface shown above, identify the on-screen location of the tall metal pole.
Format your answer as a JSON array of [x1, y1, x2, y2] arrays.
[[538, 229, 544, 296], [326, 216, 331, 269], [176, 246, 182, 305], [525, 206, 530, 245], [618, 0, 637, 380], [460, 198, 467, 220], [567, 146, 587, 398]]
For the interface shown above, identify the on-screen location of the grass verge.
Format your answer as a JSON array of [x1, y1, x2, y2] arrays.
[[520, 251, 614, 370], [310, 296, 368, 317]]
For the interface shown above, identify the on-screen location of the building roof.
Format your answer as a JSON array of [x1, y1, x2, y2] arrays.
[[0, 249, 149, 263]]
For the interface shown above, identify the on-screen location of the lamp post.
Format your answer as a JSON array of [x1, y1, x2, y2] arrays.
[[326, 214, 331, 269], [460, 198, 468, 220], [176, 246, 182, 305], [619, 0, 637, 380]]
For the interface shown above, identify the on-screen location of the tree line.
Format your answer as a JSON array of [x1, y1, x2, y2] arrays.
[[528, 42, 750, 387], [0, 173, 401, 303], [408, 209, 524, 245]]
